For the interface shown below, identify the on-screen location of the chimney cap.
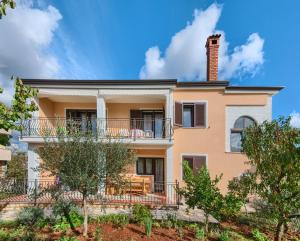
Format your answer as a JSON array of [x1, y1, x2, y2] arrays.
[[206, 34, 221, 47]]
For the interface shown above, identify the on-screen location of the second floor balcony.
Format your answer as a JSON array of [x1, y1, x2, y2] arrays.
[[20, 117, 173, 141]]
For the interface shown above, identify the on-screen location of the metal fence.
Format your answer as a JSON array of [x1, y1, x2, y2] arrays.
[[20, 118, 173, 140], [0, 179, 180, 208]]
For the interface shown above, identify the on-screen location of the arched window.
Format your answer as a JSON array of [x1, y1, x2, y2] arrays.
[[230, 116, 256, 152]]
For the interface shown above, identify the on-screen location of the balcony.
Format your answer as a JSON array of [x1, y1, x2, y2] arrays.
[[20, 118, 173, 141]]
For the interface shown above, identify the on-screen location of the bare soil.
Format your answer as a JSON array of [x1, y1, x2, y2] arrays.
[[37, 222, 300, 241]]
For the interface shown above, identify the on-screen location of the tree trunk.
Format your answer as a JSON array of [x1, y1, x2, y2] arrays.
[[204, 214, 209, 240], [83, 196, 88, 237], [275, 221, 284, 241], [244, 203, 248, 216]]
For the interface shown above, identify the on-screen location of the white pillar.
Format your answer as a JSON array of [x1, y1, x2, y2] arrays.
[[96, 94, 106, 137], [166, 146, 174, 183], [96, 95, 106, 119], [165, 90, 173, 139], [28, 144, 39, 181], [166, 146, 175, 204]]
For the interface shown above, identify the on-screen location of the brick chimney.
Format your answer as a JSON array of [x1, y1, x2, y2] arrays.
[[206, 34, 221, 81]]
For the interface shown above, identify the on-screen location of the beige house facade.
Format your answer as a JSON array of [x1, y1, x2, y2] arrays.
[[20, 35, 283, 193]]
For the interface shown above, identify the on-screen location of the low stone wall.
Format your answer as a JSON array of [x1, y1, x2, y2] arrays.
[[0, 203, 217, 224]]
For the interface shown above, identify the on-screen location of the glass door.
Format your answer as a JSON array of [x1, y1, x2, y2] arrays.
[[155, 158, 164, 192], [143, 114, 153, 137], [154, 113, 163, 138], [66, 110, 97, 134]]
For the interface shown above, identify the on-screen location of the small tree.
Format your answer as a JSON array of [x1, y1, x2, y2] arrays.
[[228, 170, 254, 215], [177, 162, 223, 237], [38, 132, 136, 237], [6, 153, 27, 180], [241, 117, 300, 241], [0, 77, 38, 131]]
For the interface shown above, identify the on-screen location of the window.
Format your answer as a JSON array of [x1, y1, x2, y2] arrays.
[[182, 155, 206, 179], [183, 105, 194, 127], [230, 116, 256, 152], [175, 102, 206, 128]]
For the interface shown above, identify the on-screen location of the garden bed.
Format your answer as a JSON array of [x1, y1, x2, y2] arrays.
[[1, 219, 299, 241]]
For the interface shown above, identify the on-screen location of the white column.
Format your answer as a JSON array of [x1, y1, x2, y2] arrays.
[[165, 90, 173, 139], [97, 94, 106, 137], [27, 144, 39, 181], [166, 146, 174, 183], [166, 146, 174, 203], [96, 95, 106, 119], [96, 94, 107, 193]]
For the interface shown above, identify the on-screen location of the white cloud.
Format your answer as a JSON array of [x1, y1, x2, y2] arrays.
[[0, 0, 62, 104], [290, 112, 300, 128], [139, 3, 264, 81]]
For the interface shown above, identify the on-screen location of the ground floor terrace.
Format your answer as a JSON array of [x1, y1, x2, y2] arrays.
[[0, 178, 179, 207], [3, 146, 178, 207]]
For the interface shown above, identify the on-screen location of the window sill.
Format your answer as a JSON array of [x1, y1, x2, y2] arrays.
[[181, 126, 208, 129], [225, 151, 243, 154]]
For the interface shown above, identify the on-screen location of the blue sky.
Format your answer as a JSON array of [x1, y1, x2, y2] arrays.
[[0, 0, 300, 124]]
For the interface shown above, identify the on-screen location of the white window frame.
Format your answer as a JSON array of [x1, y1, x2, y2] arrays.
[[175, 100, 208, 128]]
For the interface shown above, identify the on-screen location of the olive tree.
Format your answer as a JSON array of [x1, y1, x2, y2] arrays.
[[0, 77, 38, 131], [38, 132, 136, 237], [7, 153, 27, 180], [241, 117, 300, 241]]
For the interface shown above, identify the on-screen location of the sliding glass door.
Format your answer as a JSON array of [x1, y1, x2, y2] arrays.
[[66, 109, 97, 134], [142, 111, 164, 138], [136, 157, 164, 192]]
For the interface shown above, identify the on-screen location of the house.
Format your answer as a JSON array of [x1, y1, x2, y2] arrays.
[[0, 129, 11, 178], [20, 35, 282, 197]]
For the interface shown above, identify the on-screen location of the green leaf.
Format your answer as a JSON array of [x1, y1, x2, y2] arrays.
[[2, 5, 6, 15], [10, 1, 16, 9]]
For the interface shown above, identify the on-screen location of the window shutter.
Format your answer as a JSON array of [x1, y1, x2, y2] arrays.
[[194, 103, 206, 127], [174, 102, 183, 126], [193, 156, 206, 174]]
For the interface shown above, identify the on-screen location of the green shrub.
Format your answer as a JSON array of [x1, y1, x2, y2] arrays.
[[94, 226, 102, 241], [160, 213, 177, 229], [152, 221, 160, 228], [53, 208, 83, 232], [111, 214, 129, 228], [144, 217, 152, 237], [220, 193, 243, 220], [252, 229, 269, 241], [53, 221, 71, 232], [17, 207, 44, 228], [96, 214, 129, 228], [0, 229, 10, 241], [195, 226, 205, 240], [132, 204, 152, 224], [57, 237, 80, 241], [219, 230, 231, 241]]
